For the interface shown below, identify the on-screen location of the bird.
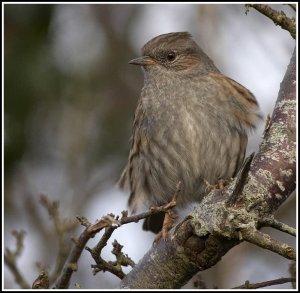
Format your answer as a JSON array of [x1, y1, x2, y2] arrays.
[[119, 32, 261, 234]]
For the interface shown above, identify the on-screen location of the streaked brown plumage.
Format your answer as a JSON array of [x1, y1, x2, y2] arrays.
[[119, 32, 261, 233]]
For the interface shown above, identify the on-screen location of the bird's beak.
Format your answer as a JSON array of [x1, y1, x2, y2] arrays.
[[128, 56, 156, 66]]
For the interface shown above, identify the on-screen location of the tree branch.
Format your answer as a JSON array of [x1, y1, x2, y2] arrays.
[[54, 214, 119, 289], [39, 195, 77, 285], [258, 217, 296, 236], [54, 197, 181, 288], [4, 231, 30, 289], [240, 228, 296, 260], [87, 225, 127, 279], [32, 271, 50, 289], [233, 277, 296, 289], [245, 4, 296, 39]]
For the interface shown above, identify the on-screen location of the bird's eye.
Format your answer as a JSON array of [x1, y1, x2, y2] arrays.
[[166, 51, 176, 62]]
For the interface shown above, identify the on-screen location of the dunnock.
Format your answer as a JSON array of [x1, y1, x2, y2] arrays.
[[119, 32, 261, 233]]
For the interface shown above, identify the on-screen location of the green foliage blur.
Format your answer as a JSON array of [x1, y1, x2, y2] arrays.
[[5, 4, 142, 201], [5, 5, 57, 174]]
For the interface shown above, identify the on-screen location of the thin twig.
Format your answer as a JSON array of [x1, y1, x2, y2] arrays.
[[88, 226, 126, 279], [54, 217, 93, 289], [111, 239, 135, 268], [259, 217, 296, 236], [32, 270, 50, 289], [89, 234, 130, 279], [88, 189, 180, 279], [241, 228, 296, 260], [55, 213, 122, 288], [246, 4, 296, 39], [55, 196, 178, 287], [233, 277, 296, 289], [91, 226, 116, 257], [121, 182, 180, 225], [4, 231, 30, 289], [39, 195, 77, 285]]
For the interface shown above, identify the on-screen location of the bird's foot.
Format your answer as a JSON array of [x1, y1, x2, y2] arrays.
[[153, 196, 177, 245], [204, 179, 226, 192], [153, 210, 177, 244]]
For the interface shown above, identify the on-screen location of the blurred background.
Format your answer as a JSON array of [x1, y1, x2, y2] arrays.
[[4, 3, 296, 289]]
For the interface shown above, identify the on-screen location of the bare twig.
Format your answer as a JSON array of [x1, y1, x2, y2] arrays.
[[88, 225, 126, 279], [55, 195, 178, 287], [32, 270, 49, 289], [39, 194, 78, 285], [121, 182, 180, 225], [54, 234, 87, 288], [89, 238, 135, 279], [233, 277, 296, 289], [258, 217, 296, 236], [241, 228, 296, 260], [88, 190, 180, 279], [245, 4, 296, 39], [4, 230, 30, 289], [54, 213, 119, 289], [111, 240, 135, 268]]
